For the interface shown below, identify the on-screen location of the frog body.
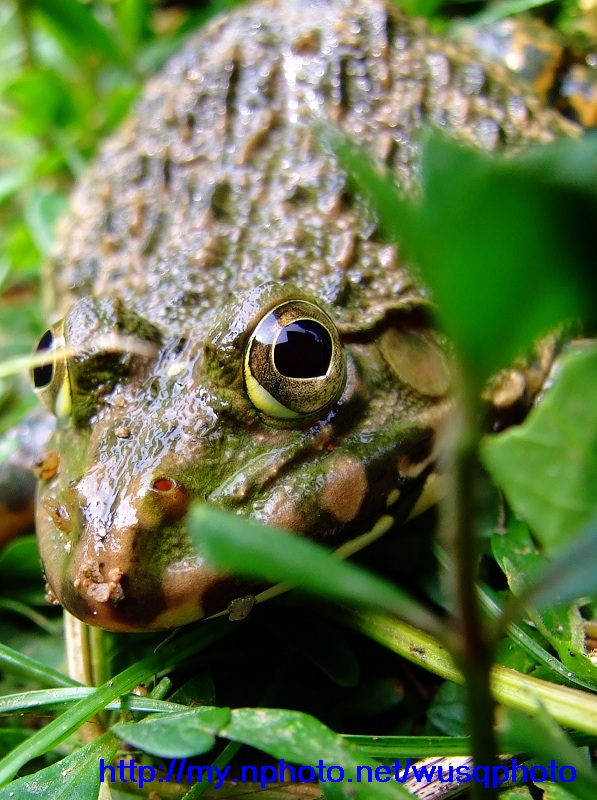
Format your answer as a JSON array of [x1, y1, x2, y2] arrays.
[[459, 15, 597, 128], [34, 0, 571, 631]]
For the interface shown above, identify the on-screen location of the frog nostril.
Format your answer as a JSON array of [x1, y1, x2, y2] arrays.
[[149, 477, 189, 521], [152, 477, 176, 492]]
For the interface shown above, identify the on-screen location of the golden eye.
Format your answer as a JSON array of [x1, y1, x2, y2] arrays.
[[31, 321, 72, 417], [244, 300, 346, 422]]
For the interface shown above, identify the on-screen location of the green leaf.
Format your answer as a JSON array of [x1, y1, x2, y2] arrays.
[[4, 70, 74, 137], [189, 504, 441, 636], [0, 642, 78, 690], [482, 345, 597, 554], [482, 584, 596, 688], [31, 0, 123, 63], [339, 606, 597, 735], [399, 0, 446, 18], [24, 189, 67, 255], [0, 733, 119, 800], [500, 788, 535, 800], [262, 609, 360, 688], [543, 784, 590, 800], [344, 734, 471, 759], [427, 683, 468, 736], [411, 138, 592, 382], [492, 518, 597, 685], [0, 536, 44, 586], [520, 523, 597, 612], [0, 687, 186, 715], [0, 170, 29, 204], [222, 708, 414, 800], [498, 707, 597, 800], [330, 129, 597, 386], [468, 0, 572, 26], [0, 619, 230, 785], [114, 706, 230, 759], [116, 0, 151, 50]]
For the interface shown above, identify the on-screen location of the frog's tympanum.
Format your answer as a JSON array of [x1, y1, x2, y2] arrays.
[[31, 0, 571, 631]]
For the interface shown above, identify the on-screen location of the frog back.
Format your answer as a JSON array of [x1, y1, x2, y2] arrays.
[[47, 0, 568, 334]]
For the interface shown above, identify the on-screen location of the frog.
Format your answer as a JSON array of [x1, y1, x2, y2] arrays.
[[30, 0, 573, 633], [457, 13, 597, 128]]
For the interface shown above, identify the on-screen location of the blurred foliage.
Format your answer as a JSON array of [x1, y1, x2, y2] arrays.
[[0, 0, 239, 358]]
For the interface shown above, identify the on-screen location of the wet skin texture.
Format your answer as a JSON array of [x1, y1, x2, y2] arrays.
[[35, 0, 570, 631]]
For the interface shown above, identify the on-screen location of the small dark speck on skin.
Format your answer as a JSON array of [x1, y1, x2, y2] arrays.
[[162, 153, 172, 189]]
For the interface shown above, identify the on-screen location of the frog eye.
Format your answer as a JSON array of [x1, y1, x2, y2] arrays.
[[244, 300, 346, 421], [31, 322, 72, 417]]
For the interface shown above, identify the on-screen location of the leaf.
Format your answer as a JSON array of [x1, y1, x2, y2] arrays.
[[0, 536, 43, 586], [0, 619, 230, 785], [0, 734, 119, 799], [31, 0, 123, 63], [114, 707, 230, 759], [0, 170, 29, 205], [23, 189, 68, 255], [115, 0, 151, 50], [189, 504, 441, 636], [399, 0, 446, 18], [498, 707, 597, 800], [116, 706, 417, 798], [222, 708, 414, 800], [427, 683, 468, 736], [491, 517, 597, 685], [543, 784, 590, 800], [329, 129, 597, 386], [469, 0, 581, 27], [482, 345, 597, 554], [262, 608, 360, 688], [520, 522, 597, 611], [4, 70, 74, 137], [0, 642, 78, 690], [499, 788, 535, 800]]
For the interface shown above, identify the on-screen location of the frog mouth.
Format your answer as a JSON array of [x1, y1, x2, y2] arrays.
[[36, 485, 271, 631]]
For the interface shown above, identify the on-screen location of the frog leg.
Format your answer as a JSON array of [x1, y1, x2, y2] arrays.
[[0, 408, 55, 547], [483, 334, 559, 432]]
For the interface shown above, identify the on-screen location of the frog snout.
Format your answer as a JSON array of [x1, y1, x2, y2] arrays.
[[36, 471, 195, 630]]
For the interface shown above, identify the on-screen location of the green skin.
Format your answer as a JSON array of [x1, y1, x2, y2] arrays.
[[35, 0, 569, 632]]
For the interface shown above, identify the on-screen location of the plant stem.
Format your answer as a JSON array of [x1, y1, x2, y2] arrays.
[[15, 0, 35, 68], [441, 383, 498, 800], [333, 606, 597, 735]]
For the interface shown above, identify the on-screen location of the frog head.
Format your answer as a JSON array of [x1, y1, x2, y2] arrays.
[[32, 283, 451, 631]]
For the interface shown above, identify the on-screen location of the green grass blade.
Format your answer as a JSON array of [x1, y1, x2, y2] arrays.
[[0, 687, 187, 715], [189, 504, 442, 637], [0, 618, 230, 786], [334, 606, 597, 736], [0, 643, 79, 689]]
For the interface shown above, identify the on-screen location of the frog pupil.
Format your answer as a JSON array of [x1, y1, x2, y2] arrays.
[[33, 329, 54, 389], [274, 320, 332, 379]]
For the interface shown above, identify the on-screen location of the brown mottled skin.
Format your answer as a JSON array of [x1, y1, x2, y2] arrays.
[[36, 0, 570, 631]]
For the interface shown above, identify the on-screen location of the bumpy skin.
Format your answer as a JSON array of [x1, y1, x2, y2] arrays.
[[37, 0, 570, 631]]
